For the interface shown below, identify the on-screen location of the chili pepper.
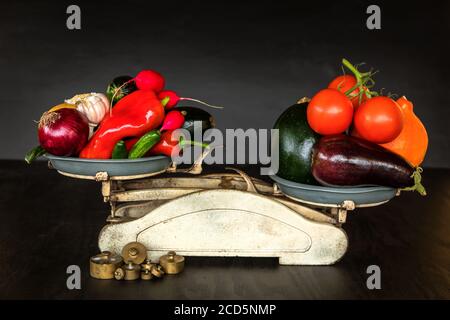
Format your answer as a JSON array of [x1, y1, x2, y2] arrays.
[[121, 110, 187, 159], [122, 134, 169, 156], [148, 130, 209, 157], [111, 140, 128, 159], [79, 90, 165, 159], [147, 131, 180, 157], [128, 130, 161, 159], [124, 138, 139, 151]]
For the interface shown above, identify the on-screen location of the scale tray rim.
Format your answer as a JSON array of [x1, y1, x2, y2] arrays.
[[270, 174, 397, 207], [45, 154, 171, 179]]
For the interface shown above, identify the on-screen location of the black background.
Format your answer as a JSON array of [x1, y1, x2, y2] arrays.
[[1, 0, 449, 166], [0, 1, 449, 301]]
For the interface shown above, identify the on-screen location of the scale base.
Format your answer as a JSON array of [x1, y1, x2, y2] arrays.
[[99, 188, 348, 266]]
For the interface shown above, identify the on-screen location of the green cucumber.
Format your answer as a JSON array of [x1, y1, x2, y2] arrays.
[[273, 100, 320, 184], [128, 130, 161, 159], [25, 145, 46, 164], [111, 140, 128, 159]]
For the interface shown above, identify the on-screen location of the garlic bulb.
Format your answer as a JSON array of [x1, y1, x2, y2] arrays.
[[65, 93, 110, 125]]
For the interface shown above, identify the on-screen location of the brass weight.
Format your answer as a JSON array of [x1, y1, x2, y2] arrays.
[[160, 251, 185, 274], [115, 262, 141, 281], [151, 264, 165, 278], [114, 267, 125, 280], [91, 245, 185, 281], [121, 242, 147, 264], [90, 251, 123, 279], [141, 259, 155, 272], [141, 270, 153, 280]]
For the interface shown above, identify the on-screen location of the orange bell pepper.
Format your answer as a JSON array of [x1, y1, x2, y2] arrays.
[[381, 96, 428, 167]]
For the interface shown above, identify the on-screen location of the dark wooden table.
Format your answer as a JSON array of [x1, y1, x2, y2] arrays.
[[0, 160, 448, 299]]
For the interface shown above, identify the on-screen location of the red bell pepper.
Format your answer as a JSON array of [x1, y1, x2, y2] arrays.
[[79, 90, 165, 159]]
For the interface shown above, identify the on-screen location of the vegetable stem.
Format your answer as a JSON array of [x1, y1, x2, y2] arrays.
[[342, 58, 377, 100], [161, 96, 170, 108], [342, 58, 363, 81], [109, 78, 135, 115], [179, 136, 210, 149], [400, 167, 427, 196], [25, 146, 46, 164], [344, 83, 360, 96], [180, 97, 224, 109]]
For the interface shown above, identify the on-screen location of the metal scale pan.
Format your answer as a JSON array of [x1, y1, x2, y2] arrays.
[[270, 174, 398, 208], [45, 154, 172, 180]]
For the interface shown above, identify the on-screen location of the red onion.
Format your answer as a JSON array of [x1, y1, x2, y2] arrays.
[[38, 108, 89, 156]]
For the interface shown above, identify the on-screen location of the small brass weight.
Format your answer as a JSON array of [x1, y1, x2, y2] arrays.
[[122, 242, 147, 264], [90, 242, 185, 282], [90, 251, 123, 280], [140, 259, 154, 281], [114, 262, 141, 281], [160, 251, 185, 274]]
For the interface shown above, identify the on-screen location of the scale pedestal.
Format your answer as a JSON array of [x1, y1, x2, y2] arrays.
[[81, 165, 352, 266]]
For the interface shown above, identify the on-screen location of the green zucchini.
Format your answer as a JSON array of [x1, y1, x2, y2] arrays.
[[111, 140, 128, 159], [128, 130, 161, 159], [273, 100, 320, 184], [25, 145, 46, 164]]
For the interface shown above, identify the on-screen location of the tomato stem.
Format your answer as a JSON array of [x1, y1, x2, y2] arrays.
[[342, 58, 379, 101], [342, 59, 363, 81], [344, 83, 360, 96]]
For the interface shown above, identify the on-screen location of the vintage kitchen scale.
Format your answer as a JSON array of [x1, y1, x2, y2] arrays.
[[46, 144, 398, 266]]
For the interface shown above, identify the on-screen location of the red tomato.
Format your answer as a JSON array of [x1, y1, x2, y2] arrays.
[[328, 75, 366, 108], [307, 88, 354, 135], [353, 96, 404, 144]]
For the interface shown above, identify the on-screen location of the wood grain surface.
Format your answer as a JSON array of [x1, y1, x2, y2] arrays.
[[0, 161, 448, 299]]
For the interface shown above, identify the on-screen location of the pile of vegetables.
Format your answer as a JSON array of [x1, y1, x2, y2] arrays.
[[26, 60, 428, 196], [275, 59, 428, 195], [25, 69, 218, 163]]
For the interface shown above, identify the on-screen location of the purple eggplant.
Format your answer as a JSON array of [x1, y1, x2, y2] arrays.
[[311, 134, 426, 195]]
